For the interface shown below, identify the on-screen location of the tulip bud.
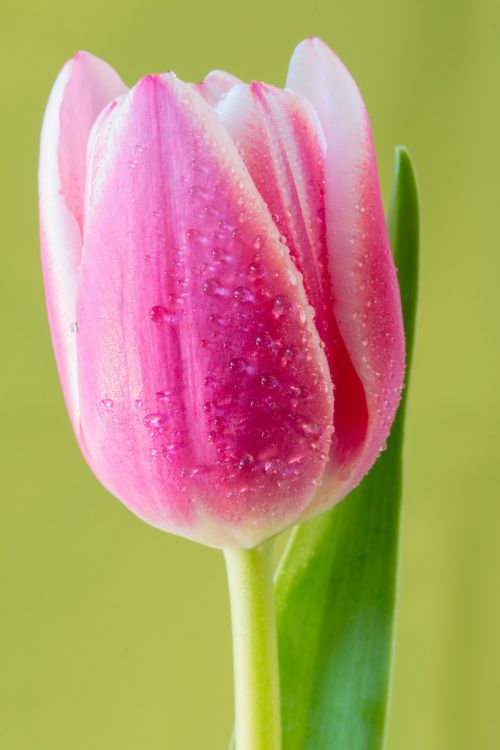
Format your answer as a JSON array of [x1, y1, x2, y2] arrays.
[[39, 38, 404, 548]]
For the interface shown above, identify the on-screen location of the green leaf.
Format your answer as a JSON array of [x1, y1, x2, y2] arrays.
[[274, 147, 419, 750]]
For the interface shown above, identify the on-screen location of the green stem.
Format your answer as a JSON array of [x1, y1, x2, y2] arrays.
[[224, 540, 282, 750]]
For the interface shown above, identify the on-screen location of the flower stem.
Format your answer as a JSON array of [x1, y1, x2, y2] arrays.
[[224, 540, 281, 750]]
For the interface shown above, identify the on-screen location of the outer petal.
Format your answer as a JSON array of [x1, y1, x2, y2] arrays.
[[195, 69, 241, 106], [217, 82, 368, 476], [39, 52, 127, 427], [286, 38, 405, 516], [78, 74, 333, 548]]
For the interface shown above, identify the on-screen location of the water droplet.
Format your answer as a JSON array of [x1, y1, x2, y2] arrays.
[[100, 398, 113, 409], [211, 247, 232, 263], [262, 396, 277, 411], [135, 398, 144, 407], [253, 235, 264, 250], [248, 259, 266, 278], [203, 278, 228, 297], [204, 205, 218, 220], [238, 453, 255, 470], [70, 321, 79, 333], [260, 374, 278, 389], [144, 412, 167, 429], [233, 286, 255, 303], [301, 421, 321, 437], [271, 295, 292, 318], [155, 390, 172, 401], [281, 344, 297, 364], [188, 184, 211, 201], [256, 332, 272, 348], [186, 228, 200, 242], [149, 305, 176, 323], [229, 357, 247, 373], [209, 313, 227, 327], [264, 458, 283, 475]]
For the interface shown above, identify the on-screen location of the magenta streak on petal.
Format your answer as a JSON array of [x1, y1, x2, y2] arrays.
[[78, 75, 333, 547], [216, 82, 368, 473]]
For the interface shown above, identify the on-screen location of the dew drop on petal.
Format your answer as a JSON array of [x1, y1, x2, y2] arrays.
[[271, 295, 292, 319], [229, 357, 247, 373], [203, 278, 227, 297], [256, 332, 272, 348], [238, 453, 256, 470], [260, 374, 278, 389], [155, 390, 171, 401], [149, 305, 176, 323], [233, 286, 255, 303], [281, 344, 297, 364], [248, 259, 266, 278], [301, 421, 321, 437], [144, 412, 167, 429]]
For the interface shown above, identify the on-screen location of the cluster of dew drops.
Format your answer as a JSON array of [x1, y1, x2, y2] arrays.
[[73, 142, 333, 498]]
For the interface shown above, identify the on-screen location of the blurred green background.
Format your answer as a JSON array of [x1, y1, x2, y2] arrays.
[[1, 0, 499, 747]]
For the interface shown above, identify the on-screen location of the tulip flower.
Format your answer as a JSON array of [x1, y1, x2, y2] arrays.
[[39, 38, 404, 551], [40, 37, 406, 750]]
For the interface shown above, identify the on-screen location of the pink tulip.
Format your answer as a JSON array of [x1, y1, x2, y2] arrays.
[[39, 37, 405, 548]]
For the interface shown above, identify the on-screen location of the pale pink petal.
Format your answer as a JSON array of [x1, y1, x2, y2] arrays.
[[217, 82, 369, 478], [85, 94, 127, 209], [39, 52, 127, 428], [195, 69, 241, 106], [287, 37, 405, 513], [77, 74, 333, 548]]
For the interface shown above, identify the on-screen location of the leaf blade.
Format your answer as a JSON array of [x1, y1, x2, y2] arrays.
[[275, 147, 420, 750]]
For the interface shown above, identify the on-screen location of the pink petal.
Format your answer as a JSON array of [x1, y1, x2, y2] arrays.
[[78, 74, 333, 548], [195, 69, 241, 106], [287, 37, 405, 512], [39, 52, 127, 427], [217, 81, 368, 478]]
